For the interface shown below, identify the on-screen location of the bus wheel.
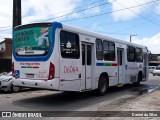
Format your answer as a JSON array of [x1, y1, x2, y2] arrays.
[[133, 73, 142, 87], [97, 76, 108, 96]]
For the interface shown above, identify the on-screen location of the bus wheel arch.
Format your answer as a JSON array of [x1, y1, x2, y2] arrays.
[[97, 72, 109, 96]]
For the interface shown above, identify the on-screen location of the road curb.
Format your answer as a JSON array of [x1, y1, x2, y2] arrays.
[[112, 85, 160, 111], [92, 86, 160, 120]]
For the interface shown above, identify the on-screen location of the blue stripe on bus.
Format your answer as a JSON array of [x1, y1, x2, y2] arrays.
[[96, 63, 118, 66], [12, 22, 62, 61], [96, 63, 104, 66], [21, 66, 26, 68]]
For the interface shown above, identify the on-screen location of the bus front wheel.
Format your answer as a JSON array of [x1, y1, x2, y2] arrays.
[[97, 76, 108, 96]]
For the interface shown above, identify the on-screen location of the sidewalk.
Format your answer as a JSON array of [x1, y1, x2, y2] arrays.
[[97, 87, 160, 120]]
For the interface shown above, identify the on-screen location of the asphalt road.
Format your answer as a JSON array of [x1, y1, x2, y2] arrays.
[[0, 73, 160, 120]]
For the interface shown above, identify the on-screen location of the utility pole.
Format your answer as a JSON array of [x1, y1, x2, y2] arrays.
[[13, 0, 21, 28], [130, 34, 137, 42]]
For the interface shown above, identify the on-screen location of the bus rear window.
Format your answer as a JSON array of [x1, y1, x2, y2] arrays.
[[60, 30, 80, 59], [14, 24, 52, 56]]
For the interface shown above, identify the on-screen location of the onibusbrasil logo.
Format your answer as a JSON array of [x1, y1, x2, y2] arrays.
[[2, 112, 42, 118]]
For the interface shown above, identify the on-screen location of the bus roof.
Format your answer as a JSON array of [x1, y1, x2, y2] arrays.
[[61, 22, 145, 49], [14, 21, 147, 50]]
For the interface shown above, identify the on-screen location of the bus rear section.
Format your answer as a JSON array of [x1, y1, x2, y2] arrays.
[[12, 22, 62, 90]]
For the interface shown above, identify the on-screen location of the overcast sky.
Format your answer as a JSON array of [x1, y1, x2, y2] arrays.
[[0, 0, 160, 54]]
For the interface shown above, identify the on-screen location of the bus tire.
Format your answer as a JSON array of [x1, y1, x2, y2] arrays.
[[133, 73, 142, 87], [97, 76, 108, 96]]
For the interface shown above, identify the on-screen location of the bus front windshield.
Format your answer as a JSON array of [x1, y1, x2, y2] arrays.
[[14, 24, 52, 56]]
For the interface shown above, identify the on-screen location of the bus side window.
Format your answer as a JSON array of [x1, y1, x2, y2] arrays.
[[103, 40, 115, 61], [135, 47, 143, 62], [82, 44, 85, 65], [103, 41, 109, 60], [60, 30, 80, 59], [109, 42, 115, 61], [127, 46, 135, 62], [96, 39, 103, 60]]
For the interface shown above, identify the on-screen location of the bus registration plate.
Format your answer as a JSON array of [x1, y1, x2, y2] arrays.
[[25, 73, 35, 78]]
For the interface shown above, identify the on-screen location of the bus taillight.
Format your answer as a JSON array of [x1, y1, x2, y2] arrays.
[[12, 62, 15, 77], [48, 62, 55, 80]]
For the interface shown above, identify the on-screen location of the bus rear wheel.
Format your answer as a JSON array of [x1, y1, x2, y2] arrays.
[[97, 76, 108, 96]]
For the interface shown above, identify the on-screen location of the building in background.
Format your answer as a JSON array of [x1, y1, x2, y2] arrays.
[[0, 38, 12, 73], [149, 54, 160, 66]]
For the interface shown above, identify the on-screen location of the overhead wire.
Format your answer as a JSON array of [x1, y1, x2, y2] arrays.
[[22, 0, 104, 19], [133, 0, 160, 18], [0, 0, 113, 31], [92, 21, 148, 36], [59, 0, 160, 23], [40, 0, 117, 22], [1, 0, 160, 37], [110, 22, 148, 34], [117, 0, 160, 27]]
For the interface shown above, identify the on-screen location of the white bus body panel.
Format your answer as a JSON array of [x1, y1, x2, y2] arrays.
[[59, 59, 81, 91], [13, 22, 149, 92]]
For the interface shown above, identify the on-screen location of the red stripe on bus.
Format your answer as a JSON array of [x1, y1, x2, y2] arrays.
[[112, 63, 118, 66], [33, 66, 39, 68]]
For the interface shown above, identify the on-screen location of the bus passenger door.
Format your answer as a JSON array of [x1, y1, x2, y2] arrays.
[[81, 43, 92, 90], [117, 48, 124, 84]]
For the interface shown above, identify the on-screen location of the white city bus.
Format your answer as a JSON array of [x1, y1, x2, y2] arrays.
[[12, 22, 149, 95]]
